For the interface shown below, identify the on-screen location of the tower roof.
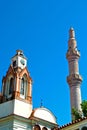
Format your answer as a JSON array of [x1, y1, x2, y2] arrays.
[[12, 49, 26, 59], [67, 27, 77, 51]]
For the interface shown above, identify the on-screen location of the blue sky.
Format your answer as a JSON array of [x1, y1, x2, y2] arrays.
[[0, 0, 87, 126]]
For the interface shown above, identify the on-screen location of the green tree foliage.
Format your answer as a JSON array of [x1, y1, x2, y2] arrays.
[[81, 100, 87, 117], [72, 108, 82, 120], [72, 100, 87, 121]]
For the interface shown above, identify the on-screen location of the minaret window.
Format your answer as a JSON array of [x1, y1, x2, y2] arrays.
[[9, 78, 14, 94]]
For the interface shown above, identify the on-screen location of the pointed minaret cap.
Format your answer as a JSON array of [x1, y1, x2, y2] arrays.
[[69, 27, 75, 39], [68, 27, 77, 50]]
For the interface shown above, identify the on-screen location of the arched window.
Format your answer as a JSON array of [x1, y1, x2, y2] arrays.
[[3, 82, 5, 96], [34, 125, 41, 130], [9, 78, 14, 94], [20, 75, 28, 98], [42, 127, 48, 130], [20, 78, 24, 95], [51, 127, 58, 130], [81, 127, 87, 130]]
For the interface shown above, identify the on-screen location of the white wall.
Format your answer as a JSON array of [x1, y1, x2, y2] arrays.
[[0, 99, 32, 118], [0, 100, 14, 118], [0, 117, 31, 130], [14, 99, 32, 118]]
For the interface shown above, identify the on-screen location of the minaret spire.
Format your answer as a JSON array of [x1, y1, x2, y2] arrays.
[[68, 28, 77, 51], [66, 28, 82, 120], [69, 27, 75, 39]]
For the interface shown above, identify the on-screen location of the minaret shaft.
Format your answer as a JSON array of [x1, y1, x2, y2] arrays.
[[66, 28, 82, 120], [70, 84, 82, 110], [68, 59, 79, 75]]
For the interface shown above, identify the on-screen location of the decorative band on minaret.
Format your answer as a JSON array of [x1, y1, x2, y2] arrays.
[[66, 28, 82, 119]]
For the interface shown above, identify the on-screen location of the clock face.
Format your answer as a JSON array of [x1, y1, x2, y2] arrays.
[[20, 59, 25, 65]]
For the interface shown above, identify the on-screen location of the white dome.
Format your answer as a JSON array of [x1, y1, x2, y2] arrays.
[[32, 107, 57, 124]]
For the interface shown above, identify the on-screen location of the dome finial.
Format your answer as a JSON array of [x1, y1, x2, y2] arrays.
[[40, 99, 43, 108], [69, 27, 75, 39]]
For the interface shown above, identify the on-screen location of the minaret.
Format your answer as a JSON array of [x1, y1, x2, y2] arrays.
[[66, 28, 82, 119]]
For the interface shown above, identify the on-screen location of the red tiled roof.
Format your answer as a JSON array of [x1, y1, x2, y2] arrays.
[[59, 117, 87, 129]]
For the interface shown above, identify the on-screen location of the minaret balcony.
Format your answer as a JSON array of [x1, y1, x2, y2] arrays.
[[66, 49, 80, 59], [67, 74, 82, 85]]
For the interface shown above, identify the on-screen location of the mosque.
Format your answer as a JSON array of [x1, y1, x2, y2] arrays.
[[0, 28, 87, 130]]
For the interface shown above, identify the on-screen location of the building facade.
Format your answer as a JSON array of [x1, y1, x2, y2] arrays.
[[0, 29, 87, 130], [0, 50, 58, 130]]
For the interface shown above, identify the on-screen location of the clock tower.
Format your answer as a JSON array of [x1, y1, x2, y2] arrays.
[[0, 50, 32, 118], [12, 50, 27, 69], [0, 49, 58, 130]]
